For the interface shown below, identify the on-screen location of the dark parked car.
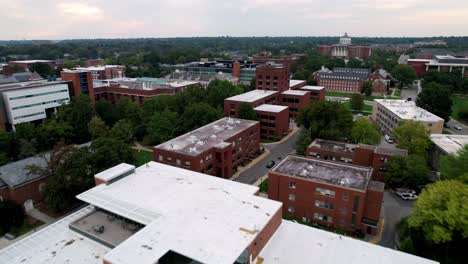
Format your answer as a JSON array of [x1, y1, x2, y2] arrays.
[[266, 160, 276, 169]]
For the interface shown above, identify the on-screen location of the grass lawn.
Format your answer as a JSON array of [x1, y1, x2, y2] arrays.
[[326, 91, 398, 101], [342, 102, 373, 115], [451, 95, 468, 120], [394, 89, 401, 97], [132, 149, 154, 167], [259, 179, 268, 193]]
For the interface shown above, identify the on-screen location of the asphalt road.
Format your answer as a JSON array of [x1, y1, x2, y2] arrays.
[[379, 190, 415, 248], [446, 118, 468, 135], [234, 129, 302, 184]]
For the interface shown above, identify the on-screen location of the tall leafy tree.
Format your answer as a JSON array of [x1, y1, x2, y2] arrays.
[[36, 119, 73, 150], [145, 109, 178, 145], [416, 82, 453, 122], [238, 103, 257, 121], [408, 180, 468, 244], [88, 116, 109, 139], [95, 99, 118, 126], [440, 145, 468, 184], [362, 81, 373, 96], [206, 80, 243, 109], [349, 93, 364, 111], [392, 64, 417, 87], [392, 120, 431, 158], [384, 155, 429, 187], [110, 119, 134, 143], [90, 137, 134, 172], [29, 62, 54, 78], [296, 101, 353, 141], [347, 58, 363, 68], [350, 119, 380, 145], [58, 95, 93, 143], [115, 97, 141, 127], [179, 103, 222, 133]]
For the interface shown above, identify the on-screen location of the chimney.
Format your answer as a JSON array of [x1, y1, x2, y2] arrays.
[[232, 61, 241, 79]]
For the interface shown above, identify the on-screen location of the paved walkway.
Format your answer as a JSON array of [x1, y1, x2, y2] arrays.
[[26, 208, 55, 224], [132, 142, 153, 152]]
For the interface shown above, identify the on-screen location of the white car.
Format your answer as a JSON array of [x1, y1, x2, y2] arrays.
[[454, 125, 462, 131], [396, 191, 418, 200]]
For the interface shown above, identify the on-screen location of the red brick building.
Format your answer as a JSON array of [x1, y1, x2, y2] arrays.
[[153, 117, 260, 179], [0, 156, 48, 209], [254, 104, 289, 139], [306, 139, 408, 181], [318, 33, 371, 59], [316, 67, 370, 93], [371, 79, 388, 95], [289, 79, 307, 90], [224, 90, 279, 117], [268, 155, 384, 235], [60, 70, 95, 104], [299, 86, 326, 102], [8, 60, 56, 71], [94, 80, 199, 106], [280, 90, 311, 119], [74, 65, 125, 80], [84, 59, 105, 67], [255, 63, 289, 92], [405, 55, 468, 78]]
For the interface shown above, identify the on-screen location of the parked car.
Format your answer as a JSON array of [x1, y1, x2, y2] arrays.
[[397, 193, 418, 200], [454, 125, 462, 130], [444, 123, 450, 128], [384, 134, 394, 144], [266, 160, 276, 169]]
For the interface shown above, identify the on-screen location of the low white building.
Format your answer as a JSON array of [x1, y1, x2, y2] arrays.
[[0, 162, 437, 264], [0, 80, 71, 130], [372, 99, 444, 134]]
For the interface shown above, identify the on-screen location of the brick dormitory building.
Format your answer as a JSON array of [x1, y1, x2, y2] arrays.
[[153, 117, 260, 179], [306, 139, 408, 182], [268, 155, 384, 235]]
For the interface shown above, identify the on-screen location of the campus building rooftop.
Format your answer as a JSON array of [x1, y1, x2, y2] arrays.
[[289, 79, 306, 88], [308, 139, 407, 156], [155, 117, 259, 156], [272, 155, 372, 191], [225, 89, 278, 103], [258, 220, 437, 264], [300, 85, 325, 91], [254, 104, 288, 113], [430, 134, 468, 154], [375, 99, 444, 122], [281, 89, 309, 96]]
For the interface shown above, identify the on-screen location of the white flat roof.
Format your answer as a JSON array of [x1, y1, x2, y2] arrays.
[[225, 89, 278, 103], [94, 163, 135, 182], [168, 80, 199, 87], [301, 85, 325, 91], [254, 104, 288, 113], [375, 99, 444, 122], [258, 220, 438, 264], [281, 89, 309, 96], [0, 206, 110, 264], [430, 134, 468, 154], [78, 162, 282, 264], [289, 79, 306, 87], [9, 60, 54, 64]]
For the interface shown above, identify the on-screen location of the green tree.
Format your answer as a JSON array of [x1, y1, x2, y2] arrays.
[[440, 145, 468, 183], [58, 95, 93, 143], [362, 81, 373, 96], [392, 64, 417, 87], [416, 82, 452, 122], [347, 58, 363, 68], [384, 155, 429, 187], [0, 200, 25, 233], [350, 119, 380, 145], [141, 95, 177, 118], [115, 97, 141, 127], [296, 101, 353, 141], [0, 130, 9, 165], [110, 119, 134, 143], [296, 128, 312, 155], [349, 93, 364, 111], [29, 62, 54, 78], [95, 99, 118, 126], [458, 105, 468, 122], [206, 80, 243, 109], [88, 116, 109, 139], [90, 137, 134, 172], [36, 119, 73, 150], [408, 180, 468, 244], [238, 103, 257, 120], [145, 109, 178, 145], [179, 103, 222, 133], [392, 120, 431, 158]]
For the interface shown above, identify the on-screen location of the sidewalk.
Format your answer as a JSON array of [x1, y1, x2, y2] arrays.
[[132, 142, 152, 152], [230, 149, 270, 180]]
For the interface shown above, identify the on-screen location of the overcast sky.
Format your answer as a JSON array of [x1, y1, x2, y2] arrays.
[[1, 0, 467, 40]]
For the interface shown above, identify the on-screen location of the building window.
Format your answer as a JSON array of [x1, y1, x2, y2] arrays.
[[315, 187, 335, 197], [167, 157, 172, 161], [289, 194, 295, 201], [353, 196, 360, 212], [176, 159, 181, 165], [315, 200, 334, 210], [314, 213, 333, 223], [343, 192, 349, 201], [339, 219, 346, 226], [289, 181, 296, 189], [158, 155, 163, 161], [288, 206, 295, 213], [185, 161, 191, 166], [341, 207, 347, 214]]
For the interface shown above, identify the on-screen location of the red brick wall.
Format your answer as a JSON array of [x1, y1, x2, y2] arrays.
[[256, 66, 289, 92], [407, 60, 427, 77], [372, 80, 388, 95], [255, 108, 289, 139], [353, 147, 374, 167], [319, 46, 333, 57], [0, 177, 48, 207], [60, 71, 95, 104], [232, 62, 241, 79], [348, 46, 372, 59], [248, 206, 282, 260], [268, 171, 367, 231], [306, 146, 355, 162], [363, 189, 383, 222], [279, 92, 311, 119], [317, 77, 363, 93]]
